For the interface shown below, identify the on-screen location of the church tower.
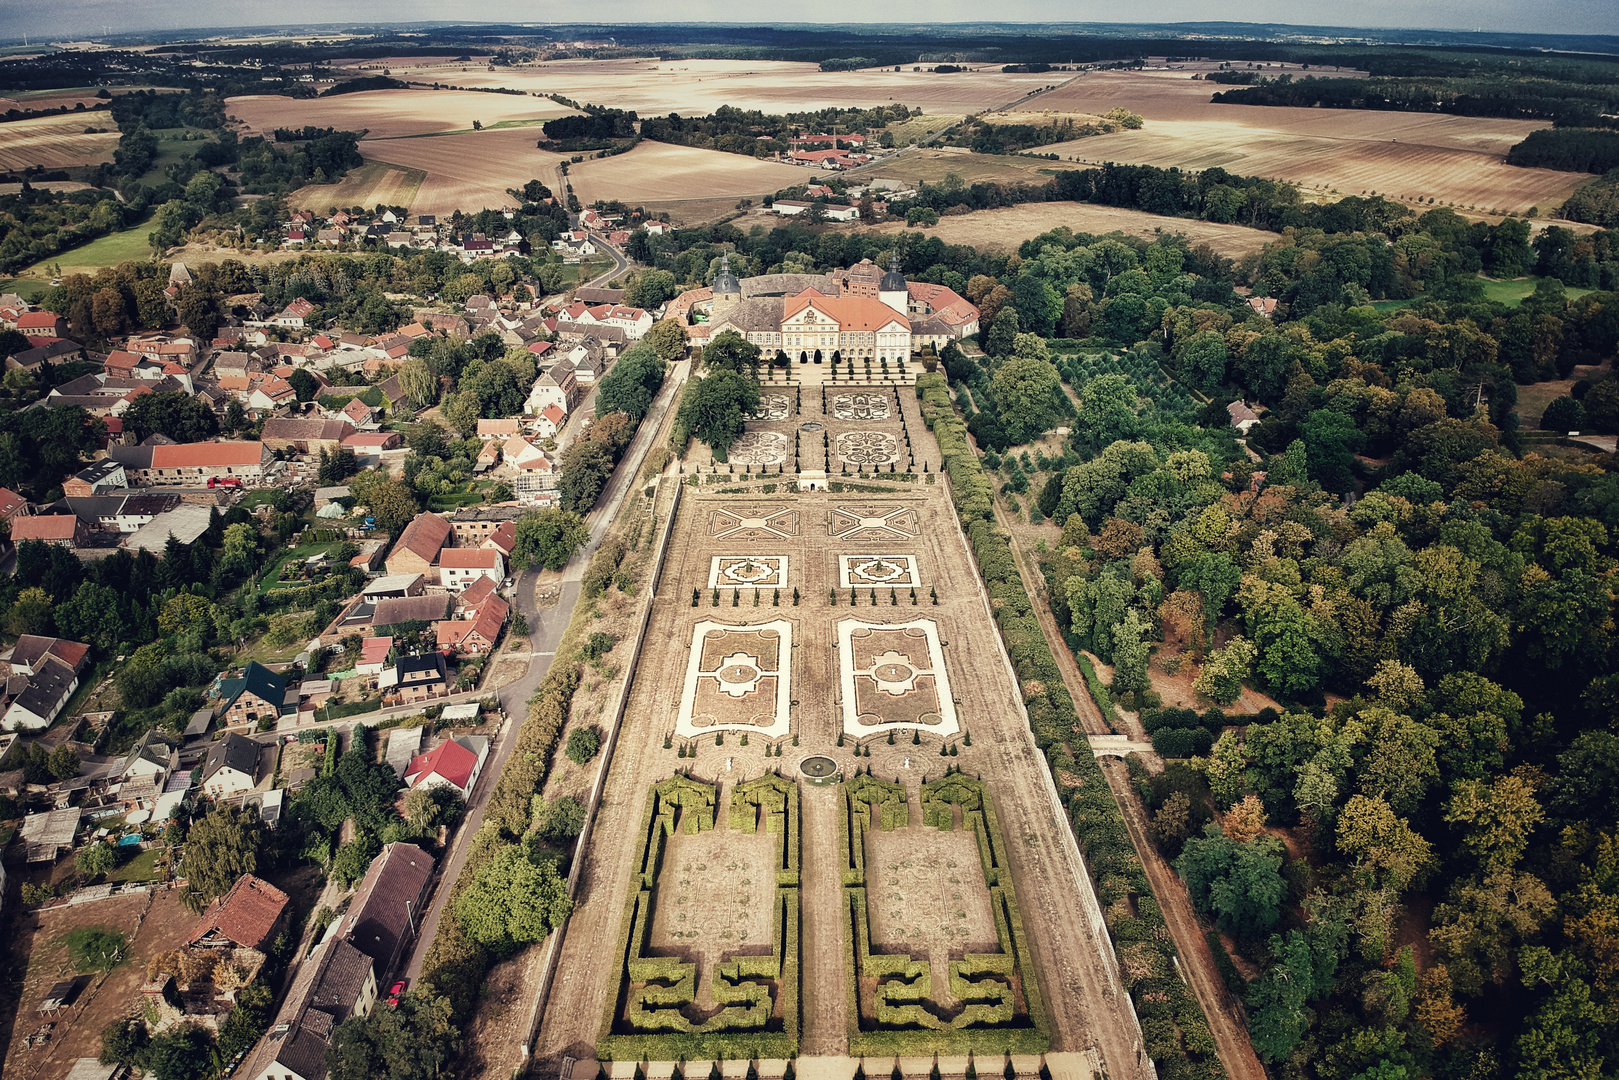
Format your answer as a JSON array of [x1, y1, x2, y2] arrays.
[[712, 252, 742, 317], [878, 253, 908, 316]]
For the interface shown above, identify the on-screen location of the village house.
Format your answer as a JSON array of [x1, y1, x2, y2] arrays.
[[384, 513, 452, 581], [436, 548, 505, 593], [201, 732, 261, 798], [435, 591, 509, 655], [0, 636, 91, 731], [273, 298, 317, 329], [380, 653, 450, 705], [245, 936, 377, 1080], [525, 361, 578, 414], [217, 663, 287, 727], [339, 842, 435, 981], [533, 402, 566, 439], [403, 735, 490, 800]]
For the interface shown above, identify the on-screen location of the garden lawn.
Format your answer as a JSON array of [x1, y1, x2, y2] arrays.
[[0, 277, 50, 301], [258, 540, 346, 591], [108, 848, 164, 884], [1372, 274, 1594, 312], [23, 214, 155, 277]]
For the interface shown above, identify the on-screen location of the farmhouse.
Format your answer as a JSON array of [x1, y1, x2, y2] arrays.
[[533, 403, 566, 439], [262, 418, 355, 456], [9, 513, 87, 548], [274, 298, 317, 329], [109, 441, 274, 483]]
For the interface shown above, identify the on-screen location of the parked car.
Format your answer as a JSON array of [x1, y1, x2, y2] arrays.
[[386, 979, 408, 1007]]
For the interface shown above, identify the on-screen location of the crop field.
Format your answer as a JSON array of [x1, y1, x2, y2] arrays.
[[566, 142, 807, 205], [0, 112, 119, 170], [1015, 68, 1580, 213], [358, 127, 567, 216], [351, 57, 1060, 116], [850, 200, 1279, 256], [226, 88, 577, 140], [285, 159, 425, 214]]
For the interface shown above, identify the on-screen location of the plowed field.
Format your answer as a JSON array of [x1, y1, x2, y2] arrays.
[[357, 128, 568, 215]]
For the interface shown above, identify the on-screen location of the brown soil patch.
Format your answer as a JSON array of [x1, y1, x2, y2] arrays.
[[351, 57, 1062, 116], [2, 889, 194, 1080], [865, 820, 999, 955], [359, 127, 568, 216]]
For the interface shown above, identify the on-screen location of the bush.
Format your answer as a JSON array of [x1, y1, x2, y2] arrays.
[[566, 726, 602, 766], [1152, 727, 1214, 758]]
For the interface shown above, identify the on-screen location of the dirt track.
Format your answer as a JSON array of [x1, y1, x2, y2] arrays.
[[994, 510, 1267, 1080]]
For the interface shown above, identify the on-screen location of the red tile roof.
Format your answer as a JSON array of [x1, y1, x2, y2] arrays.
[[457, 576, 497, 607], [0, 487, 24, 518], [782, 293, 911, 332], [405, 739, 479, 791], [150, 442, 266, 469], [437, 548, 499, 569], [10, 515, 78, 541], [186, 873, 290, 951], [389, 512, 451, 564]]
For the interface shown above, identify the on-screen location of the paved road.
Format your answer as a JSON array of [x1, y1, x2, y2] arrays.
[[402, 356, 685, 983]]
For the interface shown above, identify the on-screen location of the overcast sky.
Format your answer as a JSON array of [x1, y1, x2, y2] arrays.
[[3, 1, 1615, 43]]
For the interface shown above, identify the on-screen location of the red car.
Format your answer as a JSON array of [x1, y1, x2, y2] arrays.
[[386, 979, 408, 1007], [206, 476, 242, 488]]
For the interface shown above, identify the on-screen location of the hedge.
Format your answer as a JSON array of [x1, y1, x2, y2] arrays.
[[598, 774, 800, 1061], [917, 371, 1225, 1079], [841, 771, 1050, 1056], [1075, 653, 1123, 733]]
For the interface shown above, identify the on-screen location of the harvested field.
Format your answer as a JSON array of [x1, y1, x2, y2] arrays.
[[285, 160, 424, 214], [854, 145, 1085, 188], [0, 180, 91, 195], [1014, 69, 1579, 213], [565, 142, 805, 205], [227, 88, 576, 140], [358, 57, 1060, 116], [359, 127, 567, 216], [847, 201, 1279, 257], [0, 112, 119, 171]]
